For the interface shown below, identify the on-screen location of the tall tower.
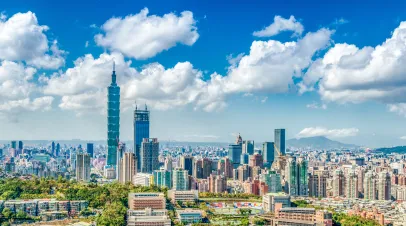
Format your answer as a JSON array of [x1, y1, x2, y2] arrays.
[[107, 61, 120, 166], [140, 138, 159, 173], [76, 153, 91, 182], [134, 104, 150, 171], [274, 129, 285, 162]]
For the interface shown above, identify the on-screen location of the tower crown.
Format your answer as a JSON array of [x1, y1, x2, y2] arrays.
[[111, 60, 117, 85]]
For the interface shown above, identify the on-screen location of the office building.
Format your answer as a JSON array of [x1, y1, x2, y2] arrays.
[[263, 142, 275, 166], [133, 173, 153, 186], [274, 129, 286, 161], [179, 156, 193, 176], [18, 141, 23, 150], [240, 153, 249, 165], [228, 134, 243, 168], [128, 193, 165, 210], [86, 143, 94, 158], [285, 157, 308, 196], [242, 140, 254, 155], [153, 169, 172, 189], [164, 157, 172, 172], [76, 153, 90, 182], [11, 141, 17, 149], [309, 170, 328, 198], [377, 171, 391, 200], [56, 143, 60, 157], [168, 190, 198, 204], [134, 104, 150, 171], [140, 138, 159, 173], [249, 153, 263, 168], [173, 168, 189, 191], [107, 62, 120, 166]]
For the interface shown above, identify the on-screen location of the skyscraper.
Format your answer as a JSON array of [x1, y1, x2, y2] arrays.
[[87, 143, 94, 158], [262, 142, 275, 166], [285, 157, 297, 195], [345, 170, 358, 199], [364, 171, 376, 200], [56, 143, 60, 157], [297, 158, 308, 196], [134, 104, 150, 171], [11, 141, 17, 149], [274, 129, 285, 162], [76, 153, 91, 182], [332, 169, 345, 197], [179, 156, 194, 176], [107, 62, 120, 166], [217, 157, 233, 178], [242, 140, 254, 155], [140, 138, 159, 173], [51, 141, 55, 156], [193, 158, 212, 179], [308, 170, 328, 198], [164, 157, 173, 172], [18, 141, 23, 150], [228, 134, 242, 168], [153, 169, 172, 189], [377, 171, 391, 200]]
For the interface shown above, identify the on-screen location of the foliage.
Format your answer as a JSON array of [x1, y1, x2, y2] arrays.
[[332, 212, 381, 226], [253, 218, 266, 225], [199, 192, 261, 200], [96, 202, 127, 226]]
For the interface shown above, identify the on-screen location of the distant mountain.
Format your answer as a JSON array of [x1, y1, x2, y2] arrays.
[[287, 136, 358, 149], [375, 146, 406, 154]]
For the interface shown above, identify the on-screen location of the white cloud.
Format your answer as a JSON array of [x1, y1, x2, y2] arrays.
[[261, 96, 268, 103], [95, 8, 199, 60], [297, 127, 359, 138], [306, 102, 327, 110], [0, 96, 53, 112], [46, 27, 332, 115], [0, 12, 65, 69], [300, 22, 406, 114], [400, 136, 406, 140], [253, 15, 304, 37], [332, 18, 349, 25], [85, 41, 89, 48], [388, 103, 406, 117]]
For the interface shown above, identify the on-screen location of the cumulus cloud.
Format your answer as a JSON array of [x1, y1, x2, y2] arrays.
[[46, 26, 332, 115], [300, 22, 406, 115], [253, 15, 304, 37], [400, 136, 406, 140], [388, 103, 406, 117], [297, 127, 359, 138], [0, 96, 54, 112], [0, 11, 65, 69], [95, 8, 199, 60]]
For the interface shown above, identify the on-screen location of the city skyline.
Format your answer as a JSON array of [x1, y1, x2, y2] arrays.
[[2, 1, 406, 147]]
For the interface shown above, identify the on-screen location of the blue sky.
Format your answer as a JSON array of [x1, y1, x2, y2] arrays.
[[1, 0, 406, 147]]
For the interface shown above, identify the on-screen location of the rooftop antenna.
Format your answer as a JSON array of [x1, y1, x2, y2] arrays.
[[135, 100, 137, 110], [113, 59, 115, 72], [145, 103, 148, 111]]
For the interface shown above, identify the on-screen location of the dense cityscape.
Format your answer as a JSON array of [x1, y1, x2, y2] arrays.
[[0, 65, 406, 226]]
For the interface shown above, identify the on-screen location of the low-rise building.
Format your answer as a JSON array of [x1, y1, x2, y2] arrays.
[[177, 209, 203, 224], [168, 190, 198, 204], [128, 193, 166, 210], [263, 192, 291, 213]]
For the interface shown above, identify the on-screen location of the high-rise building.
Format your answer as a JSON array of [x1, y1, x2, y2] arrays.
[[377, 171, 391, 200], [228, 134, 243, 169], [240, 153, 249, 165], [237, 164, 250, 182], [56, 143, 60, 157], [285, 157, 308, 196], [364, 171, 376, 200], [107, 62, 120, 166], [134, 104, 150, 171], [179, 156, 194, 176], [217, 157, 233, 178], [116, 143, 126, 180], [262, 142, 275, 166], [87, 143, 94, 158], [140, 138, 159, 173], [76, 153, 91, 182], [345, 170, 358, 199], [18, 141, 23, 150], [51, 141, 55, 156], [249, 153, 263, 168], [242, 140, 254, 155], [357, 168, 365, 195], [164, 157, 173, 172], [153, 169, 172, 189], [173, 168, 189, 191], [208, 174, 227, 193], [332, 169, 345, 197], [193, 158, 212, 179], [309, 170, 328, 198], [119, 152, 137, 184], [261, 170, 282, 193], [11, 141, 17, 149], [274, 129, 285, 161]]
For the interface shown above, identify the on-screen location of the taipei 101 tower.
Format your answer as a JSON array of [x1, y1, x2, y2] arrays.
[[107, 61, 120, 166]]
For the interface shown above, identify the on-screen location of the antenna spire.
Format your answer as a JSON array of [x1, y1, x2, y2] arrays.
[[113, 59, 115, 72]]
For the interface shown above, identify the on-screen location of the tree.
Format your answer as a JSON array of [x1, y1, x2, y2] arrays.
[[96, 202, 127, 226], [15, 210, 28, 219], [2, 208, 14, 219]]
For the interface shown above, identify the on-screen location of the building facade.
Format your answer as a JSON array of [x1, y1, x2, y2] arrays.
[[107, 62, 120, 166], [134, 105, 150, 171]]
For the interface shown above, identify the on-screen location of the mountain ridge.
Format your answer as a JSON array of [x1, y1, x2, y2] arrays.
[[287, 136, 358, 149]]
